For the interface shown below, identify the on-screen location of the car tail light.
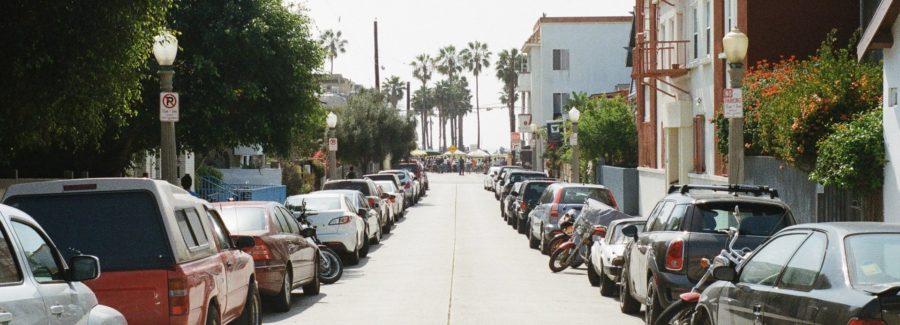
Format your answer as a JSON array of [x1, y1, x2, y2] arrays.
[[247, 238, 272, 261], [367, 197, 377, 207], [389, 196, 396, 203], [329, 216, 351, 225], [549, 204, 559, 223], [848, 319, 886, 325], [405, 182, 411, 189], [665, 238, 685, 271], [521, 200, 527, 211], [168, 277, 189, 316]]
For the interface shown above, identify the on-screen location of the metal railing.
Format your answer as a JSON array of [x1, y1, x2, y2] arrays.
[[636, 40, 690, 76], [199, 176, 286, 203]]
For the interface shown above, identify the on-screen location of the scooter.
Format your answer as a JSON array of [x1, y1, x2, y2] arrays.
[[546, 210, 577, 256], [293, 202, 344, 285], [549, 213, 607, 273]]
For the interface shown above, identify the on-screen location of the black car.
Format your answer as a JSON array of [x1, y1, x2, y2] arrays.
[[619, 184, 795, 324], [512, 179, 557, 234], [499, 171, 548, 221], [696, 222, 900, 325], [493, 166, 524, 200]]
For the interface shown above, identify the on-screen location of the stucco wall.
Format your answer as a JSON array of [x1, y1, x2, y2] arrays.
[[882, 17, 900, 223], [638, 168, 666, 216], [600, 165, 640, 215]]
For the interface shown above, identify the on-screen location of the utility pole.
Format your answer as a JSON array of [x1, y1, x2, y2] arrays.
[[406, 81, 411, 115], [374, 19, 380, 92]]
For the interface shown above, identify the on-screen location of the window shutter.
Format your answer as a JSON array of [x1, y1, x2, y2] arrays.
[[692, 115, 706, 173], [553, 50, 561, 70], [562, 50, 570, 70]]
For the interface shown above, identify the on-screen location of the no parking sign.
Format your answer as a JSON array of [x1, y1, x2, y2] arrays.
[[160, 92, 179, 122]]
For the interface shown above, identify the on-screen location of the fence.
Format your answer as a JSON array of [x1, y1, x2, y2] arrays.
[[199, 176, 286, 203]]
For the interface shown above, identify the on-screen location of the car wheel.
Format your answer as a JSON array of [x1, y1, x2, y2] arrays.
[[619, 268, 641, 315], [233, 281, 262, 325], [599, 264, 617, 297], [205, 304, 220, 325], [587, 260, 601, 287], [360, 232, 371, 258], [540, 230, 550, 255], [370, 227, 381, 245], [517, 218, 528, 234], [271, 271, 292, 312], [528, 226, 540, 249], [511, 216, 518, 229], [382, 221, 392, 234], [646, 276, 663, 325], [345, 247, 360, 266], [302, 262, 321, 296]]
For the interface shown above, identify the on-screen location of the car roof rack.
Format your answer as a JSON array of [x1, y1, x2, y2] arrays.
[[667, 184, 779, 199]]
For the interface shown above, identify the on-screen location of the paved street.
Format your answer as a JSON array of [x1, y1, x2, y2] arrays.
[[264, 173, 643, 324]]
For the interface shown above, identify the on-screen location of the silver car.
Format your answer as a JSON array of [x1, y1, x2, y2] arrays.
[[285, 192, 370, 265], [373, 180, 404, 221], [0, 204, 126, 324]]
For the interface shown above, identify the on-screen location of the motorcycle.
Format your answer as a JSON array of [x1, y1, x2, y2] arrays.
[[292, 201, 344, 285], [549, 212, 606, 272], [655, 224, 751, 325], [546, 210, 578, 256]]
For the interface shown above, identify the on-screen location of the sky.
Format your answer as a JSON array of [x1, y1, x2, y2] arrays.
[[296, 0, 633, 151]]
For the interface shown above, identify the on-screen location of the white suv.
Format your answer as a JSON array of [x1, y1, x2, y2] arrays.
[[0, 204, 125, 324]]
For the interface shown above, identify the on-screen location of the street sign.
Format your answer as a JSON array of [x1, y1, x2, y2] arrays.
[[328, 138, 338, 151], [510, 132, 521, 149], [160, 92, 179, 122], [723, 88, 743, 118], [517, 113, 532, 133], [570, 133, 578, 146]]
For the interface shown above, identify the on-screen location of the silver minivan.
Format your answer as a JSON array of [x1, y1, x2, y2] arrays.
[[0, 204, 125, 324]]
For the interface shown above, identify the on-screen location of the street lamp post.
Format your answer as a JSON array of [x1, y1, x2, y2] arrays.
[[326, 112, 338, 180], [723, 28, 749, 184], [153, 32, 179, 185], [568, 107, 581, 183]]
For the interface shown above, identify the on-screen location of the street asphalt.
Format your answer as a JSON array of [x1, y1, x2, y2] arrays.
[[263, 173, 644, 325]]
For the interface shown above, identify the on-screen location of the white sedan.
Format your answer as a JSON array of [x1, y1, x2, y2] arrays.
[[588, 217, 645, 296]]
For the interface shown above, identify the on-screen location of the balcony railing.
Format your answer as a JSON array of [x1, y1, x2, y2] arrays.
[[635, 40, 689, 78]]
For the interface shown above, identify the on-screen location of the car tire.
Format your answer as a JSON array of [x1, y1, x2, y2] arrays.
[[646, 276, 663, 325], [511, 216, 518, 229], [233, 281, 262, 325], [599, 267, 617, 297], [382, 221, 392, 234], [540, 230, 549, 255], [271, 271, 292, 312], [205, 304, 220, 325], [517, 219, 528, 234], [620, 269, 641, 315], [369, 227, 381, 245], [303, 263, 321, 296], [345, 247, 361, 266], [528, 227, 540, 249], [587, 260, 601, 287], [360, 233, 371, 258]]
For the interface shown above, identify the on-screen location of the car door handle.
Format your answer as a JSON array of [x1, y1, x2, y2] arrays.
[[752, 304, 762, 317], [49, 305, 64, 315], [0, 312, 12, 323]]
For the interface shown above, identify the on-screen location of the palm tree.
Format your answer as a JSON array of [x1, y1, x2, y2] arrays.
[[495, 48, 523, 133], [461, 41, 491, 150], [411, 54, 435, 148], [320, 29, 348, 74], [411, 86, 434, 149], [382, 76, 405, 109], [437, 46, 466, 147]]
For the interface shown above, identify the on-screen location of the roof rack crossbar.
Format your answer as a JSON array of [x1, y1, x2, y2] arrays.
[[667, 184, 779, 199]]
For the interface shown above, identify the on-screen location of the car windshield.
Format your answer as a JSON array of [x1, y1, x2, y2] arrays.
[[524, 183, 550, 201], [845, 234, 900, 288], [374, 181, 398, 192], [398, 164, 417, 173], [560, 187, 613, 205], [286, 196, 341, 211], [5, 192, 174, 271], [509, 173, 544, 183], [219, 207, 268, 232], [694, 202, 790, 236], [324, 182, 370, 195]]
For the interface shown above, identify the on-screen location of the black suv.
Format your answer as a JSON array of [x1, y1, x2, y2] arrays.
[[618, 184, 795, 324], [509, 179, 557, 232], [499, 171, 548, 221]]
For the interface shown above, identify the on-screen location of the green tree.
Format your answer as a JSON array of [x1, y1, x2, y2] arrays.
[[320, 29, 347, 74], [495, 48, 523, 133], [461, 41, 491, 149], [0, 0, 172, 171], [335, 90, 417, 169], [411, 54, 436, 148], [437, 46, 466, 147], [382, 76, 405, 109], [411, 86, 434, 149], [577, 97, 638, 167]]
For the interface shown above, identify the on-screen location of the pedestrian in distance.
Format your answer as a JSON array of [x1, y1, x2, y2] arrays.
[[180, 174, 199, 198], [346, 166, 357, 179]]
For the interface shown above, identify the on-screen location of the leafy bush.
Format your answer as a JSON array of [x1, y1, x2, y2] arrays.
[[810, 109, 885, 193], [196, 164, 223, 181], [577, 96, 637, 167]]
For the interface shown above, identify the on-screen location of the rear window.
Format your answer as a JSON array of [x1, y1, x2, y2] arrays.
[[509, 173, 545, 184], [560, 187, 614, 205], [219, 207, 268, 232], [324, 182, 370, 195], [285, 196, 342, 211], [5, 191, 174, 271], [385, 172, 408, 181], [398, 164, 417, 173], [693, 202, 790, 236], [845, 234, 900, 288], [523, 183, 550, 201], [374, 181, 398, 193]]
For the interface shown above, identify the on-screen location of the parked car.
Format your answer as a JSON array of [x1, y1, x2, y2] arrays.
[[685, 222, 900, 325], [0, 204, 127, 324], [380, 170, 417, 207], [323, 179, 391, 232], [398, 161, 428, 193], [214, 201, 320, 312], [513, 179, 558, 234], [499, 171, 549, 222], [284, 192, 369, 265], [372, 180, 404, 221], [3, 178, 261, 325], [618, 184, 795, 324], [493, 166, 524, 200], [528, 183, 618, 254], [588, 217, 645, 296], [484, 166, 501, 191], [319, 189, 383, 247], [364, 173, 403, 202], [502, 182, 525, 223]]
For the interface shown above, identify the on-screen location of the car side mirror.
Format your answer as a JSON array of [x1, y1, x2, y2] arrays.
[[621, 225, 638, 239], [68, 255, 101, 282], [358, 209, 368, 217], [510, 191, 519, 196], [235, 236, 255, 249], [712, 265, 737, 282]]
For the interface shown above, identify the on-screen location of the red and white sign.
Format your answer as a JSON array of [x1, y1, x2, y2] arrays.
[[328, 138, 338, 151], [160, 92, 179, 122], [723, 88, 743, 118]]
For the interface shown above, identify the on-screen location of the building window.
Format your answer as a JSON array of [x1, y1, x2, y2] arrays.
[[553, 93, 569, 119], [725, 0, 733, 32], [552, 49, 569, 70], [693, 115, 706, 173], [520, 55, 530, 73], [692, 5, 699, 59], [891, 87, 898, 107], [705, 0, 711, 56]]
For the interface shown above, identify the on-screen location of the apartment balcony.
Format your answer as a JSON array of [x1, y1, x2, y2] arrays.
[[635, 40, 689, 78]]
